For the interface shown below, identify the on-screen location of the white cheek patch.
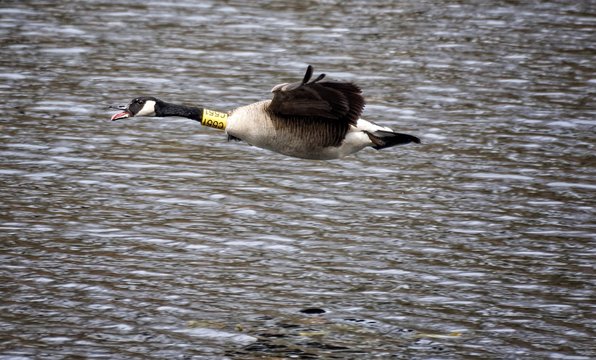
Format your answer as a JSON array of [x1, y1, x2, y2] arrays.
[[137, 100, 156, 116]]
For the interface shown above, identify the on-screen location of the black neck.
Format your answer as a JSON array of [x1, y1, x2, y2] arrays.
[[155, 101, 203, 121]]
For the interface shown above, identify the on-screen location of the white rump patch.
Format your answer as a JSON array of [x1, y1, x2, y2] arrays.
[[355, 118, 393, 132]]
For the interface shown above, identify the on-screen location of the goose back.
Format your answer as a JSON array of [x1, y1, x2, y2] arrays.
[[225, 66, 366, 159]]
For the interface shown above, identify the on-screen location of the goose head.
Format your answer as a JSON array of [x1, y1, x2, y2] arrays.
[[111, 96, 160, 121]]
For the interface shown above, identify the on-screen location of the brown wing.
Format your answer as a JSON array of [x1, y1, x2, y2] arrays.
[[269, 65, 364, 125], [267, 65, 365, 147]]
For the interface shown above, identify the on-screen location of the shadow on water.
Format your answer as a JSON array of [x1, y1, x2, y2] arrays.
[[1, 0, 595, 359]]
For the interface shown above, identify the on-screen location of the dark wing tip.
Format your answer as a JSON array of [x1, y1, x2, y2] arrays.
[[302, 65, 314, 84], [302, 65, 326, 84]]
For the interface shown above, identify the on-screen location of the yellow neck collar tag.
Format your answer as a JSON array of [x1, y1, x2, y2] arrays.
[[201, 109, 228, 130]]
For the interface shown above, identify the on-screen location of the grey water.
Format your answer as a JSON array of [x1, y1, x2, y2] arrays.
[[1, 0, 594, 359]]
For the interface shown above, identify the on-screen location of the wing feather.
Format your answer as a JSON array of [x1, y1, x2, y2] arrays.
[[269, 65, 364, 125], [267, 65, 365, 147]]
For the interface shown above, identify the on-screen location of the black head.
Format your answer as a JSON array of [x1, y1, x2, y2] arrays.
[[111, 96, 161, 121]]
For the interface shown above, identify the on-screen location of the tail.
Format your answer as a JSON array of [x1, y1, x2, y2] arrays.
[[365, 130, 421, 150]]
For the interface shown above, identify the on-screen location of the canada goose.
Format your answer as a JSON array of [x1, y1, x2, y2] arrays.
[[110, 65, 420, 160]]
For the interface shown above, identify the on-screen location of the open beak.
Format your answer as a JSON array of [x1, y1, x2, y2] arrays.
[[109, 104, 132, 121], [111, 110, 132, 121]]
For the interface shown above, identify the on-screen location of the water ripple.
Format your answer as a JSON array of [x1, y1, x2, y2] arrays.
[[1, 0, 594, 359]]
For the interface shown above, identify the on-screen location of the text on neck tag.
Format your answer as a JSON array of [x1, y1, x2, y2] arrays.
[[201, 109, 228, 130]]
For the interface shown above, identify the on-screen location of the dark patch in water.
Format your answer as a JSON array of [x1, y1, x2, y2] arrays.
[[300, 308, 326, 314]]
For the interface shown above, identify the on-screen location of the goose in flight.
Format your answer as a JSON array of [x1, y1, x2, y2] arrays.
[[110, 65, 419, 159]]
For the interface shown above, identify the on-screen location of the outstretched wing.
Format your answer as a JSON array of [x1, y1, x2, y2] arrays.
[[268, 65, 365, 126], [266, 66, 365, 148]]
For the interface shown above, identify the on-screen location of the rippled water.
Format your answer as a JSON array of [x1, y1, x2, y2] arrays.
[[1, 0, 595, 359]]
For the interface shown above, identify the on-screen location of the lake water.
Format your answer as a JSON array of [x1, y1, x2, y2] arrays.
[[1, 0, 594, 359]]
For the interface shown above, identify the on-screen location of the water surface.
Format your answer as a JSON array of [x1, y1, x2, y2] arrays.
[[1, 0, 594, 359]]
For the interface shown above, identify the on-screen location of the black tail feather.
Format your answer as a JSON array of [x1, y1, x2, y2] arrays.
[[365, 130, 420, 150]]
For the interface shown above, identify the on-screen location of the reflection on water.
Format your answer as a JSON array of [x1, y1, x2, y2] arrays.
[[1, 0, 594, 359]]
